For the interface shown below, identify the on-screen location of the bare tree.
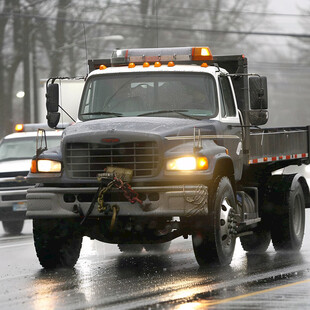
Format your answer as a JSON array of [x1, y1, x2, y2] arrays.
[[0, 0, 23, 136], [35, 0, 72, 77], [0, 0, 270, 136], [106, 0, 265, 50], [294, 5, 310, 63]]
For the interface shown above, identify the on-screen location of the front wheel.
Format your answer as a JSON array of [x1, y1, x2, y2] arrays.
[[192, 177, 237, 266], [2, 220, 24, 235], [33, 219, 83, 269]]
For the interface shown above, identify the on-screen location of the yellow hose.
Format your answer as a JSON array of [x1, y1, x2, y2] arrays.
[[110, 205, 119, 231]]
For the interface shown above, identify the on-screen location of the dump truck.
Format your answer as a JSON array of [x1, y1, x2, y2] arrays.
[[26, 46, 310, 268]]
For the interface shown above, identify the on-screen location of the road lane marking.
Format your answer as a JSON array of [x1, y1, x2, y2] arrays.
[[202, 278, 310, 306], [0, 242, 33, 249]]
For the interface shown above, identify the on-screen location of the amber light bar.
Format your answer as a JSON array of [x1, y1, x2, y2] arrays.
[[111, 46, 213, 66]]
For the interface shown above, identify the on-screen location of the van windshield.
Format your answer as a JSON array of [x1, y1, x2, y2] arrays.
[[0, 136, 61, 161], [79, 72, 218, 120]]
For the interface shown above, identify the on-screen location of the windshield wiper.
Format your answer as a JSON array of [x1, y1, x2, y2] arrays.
[[137, 109, 200, 119], [80, 112, 122, 117]]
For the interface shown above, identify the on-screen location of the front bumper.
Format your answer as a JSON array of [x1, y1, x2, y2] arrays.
[[0, 188, 28, 221], [26, 185, 208, 218]]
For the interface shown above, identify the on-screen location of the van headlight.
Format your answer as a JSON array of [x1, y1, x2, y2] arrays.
[[166, 156, 208, 171], [31, 159, 62, 173]]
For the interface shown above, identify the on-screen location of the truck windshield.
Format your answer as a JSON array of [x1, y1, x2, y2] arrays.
[[79, 72, 218, 120], [0, 136, 61, 161]]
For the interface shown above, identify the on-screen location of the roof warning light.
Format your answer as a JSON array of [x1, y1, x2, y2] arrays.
[[111, 46, 213, 66], [192, 47, 213, 61], [15, 124, 24, 132]]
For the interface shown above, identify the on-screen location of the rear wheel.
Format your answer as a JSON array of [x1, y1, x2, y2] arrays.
[[2, 220, 24, 235], [240, 224, 271, 254], [192, 177, 237, 266], [144, 242, 171, 252], [118, 244, 144, 253], [33, 219, 83, 269], [271, 180, 305, 251]]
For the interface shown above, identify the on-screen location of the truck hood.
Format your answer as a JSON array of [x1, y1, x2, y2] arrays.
[[64, 117, 218, 139], [0, 159, 31, 174]]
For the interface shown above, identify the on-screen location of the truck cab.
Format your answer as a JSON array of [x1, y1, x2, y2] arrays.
[[80, 59, 243, 179]]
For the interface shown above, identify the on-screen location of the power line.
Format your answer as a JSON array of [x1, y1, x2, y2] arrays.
[[1, 11, 310, 39], [144, 4, 310, 18], [60, 1, 310, 18]]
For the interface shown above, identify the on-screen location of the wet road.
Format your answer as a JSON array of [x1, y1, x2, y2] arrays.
[[1, 213, 310, 310]]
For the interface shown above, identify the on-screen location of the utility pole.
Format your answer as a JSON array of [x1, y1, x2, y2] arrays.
[[23, 12, 31, 123], [32, 32, 38, 123]]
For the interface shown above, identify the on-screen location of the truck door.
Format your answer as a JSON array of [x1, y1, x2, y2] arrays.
[[218, 75, 243, 180]]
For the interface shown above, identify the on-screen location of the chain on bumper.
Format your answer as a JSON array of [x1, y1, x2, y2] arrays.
[[81, 175, 147, 228]]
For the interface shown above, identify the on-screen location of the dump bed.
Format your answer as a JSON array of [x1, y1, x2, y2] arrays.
[[248, 127, 310, 166]]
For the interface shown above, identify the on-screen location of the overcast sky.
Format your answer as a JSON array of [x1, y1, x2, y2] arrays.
[[265, 0, 307, 32]]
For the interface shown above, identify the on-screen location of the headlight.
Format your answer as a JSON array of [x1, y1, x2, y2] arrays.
[[166, 156, 208, 171], [31, 159, 62, 173]]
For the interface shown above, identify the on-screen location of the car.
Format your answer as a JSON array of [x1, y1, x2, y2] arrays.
[[0, 124, 63, 234]]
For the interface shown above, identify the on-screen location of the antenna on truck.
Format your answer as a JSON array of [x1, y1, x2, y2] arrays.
[[83, 23, 89, 75], [155, 0, 159, 48]]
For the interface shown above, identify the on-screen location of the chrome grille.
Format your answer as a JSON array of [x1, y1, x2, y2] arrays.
[[0, 172, 28, 188], [66, 141, 159, 178]]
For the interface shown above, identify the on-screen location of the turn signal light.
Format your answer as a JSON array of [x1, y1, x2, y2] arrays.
[[197, 157, 208, 170], [31, 159, 37, 173]]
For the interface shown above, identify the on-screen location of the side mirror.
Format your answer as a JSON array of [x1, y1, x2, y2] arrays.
[[46, 83, 60, 128], [46, 112, 60, 128], [249, 76, 268, 126], [248, 110, 269, 126], [46, 83, 59, 113], [249, 76, 268, 110]]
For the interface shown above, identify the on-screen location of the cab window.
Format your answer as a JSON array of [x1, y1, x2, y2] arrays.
[[219, 76, 236, 117]]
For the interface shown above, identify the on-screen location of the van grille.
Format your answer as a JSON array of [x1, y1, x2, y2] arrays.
[[0, 172, 28, 189], [65, 141, 159, 178]]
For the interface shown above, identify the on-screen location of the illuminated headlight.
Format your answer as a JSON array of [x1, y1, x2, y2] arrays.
[[35, 159, 62, 173], [166, 156, 208, 171]]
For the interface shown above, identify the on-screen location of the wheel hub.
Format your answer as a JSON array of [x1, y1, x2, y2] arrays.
[[293, 194, 303, 236], [219, 198, 237, 247]]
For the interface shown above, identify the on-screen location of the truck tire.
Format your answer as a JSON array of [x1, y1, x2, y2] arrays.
[[118, 244, 144, 253], [144, 242, 171, 252], [192, 176, 237, 266], [2, 220, 24, 235], [33, 219, 83, 269], [271, 180, 305, 252], [240, 224, 271, 254]]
